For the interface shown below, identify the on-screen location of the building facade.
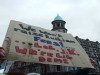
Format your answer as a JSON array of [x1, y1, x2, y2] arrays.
[[6, 15, 100, 75], [75, 36, 100, 75]]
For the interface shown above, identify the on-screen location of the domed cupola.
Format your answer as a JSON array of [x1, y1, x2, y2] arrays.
[[51, 14, 67, 33]]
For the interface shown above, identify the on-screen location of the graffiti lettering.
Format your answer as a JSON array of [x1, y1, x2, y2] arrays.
[[15, 46, 27, 54], [67, 48, 76, 55]]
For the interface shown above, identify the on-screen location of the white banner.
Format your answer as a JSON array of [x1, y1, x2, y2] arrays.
[[2, 20, 93, 68]]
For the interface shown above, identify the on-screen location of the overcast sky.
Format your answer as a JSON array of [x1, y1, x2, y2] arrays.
[[0, 0, 100, 46]]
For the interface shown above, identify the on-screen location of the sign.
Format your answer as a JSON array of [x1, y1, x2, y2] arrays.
[[2, 20, 93, 68]]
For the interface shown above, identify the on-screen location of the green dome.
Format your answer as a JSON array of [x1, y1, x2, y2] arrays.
[[54, 14, 63, 20]]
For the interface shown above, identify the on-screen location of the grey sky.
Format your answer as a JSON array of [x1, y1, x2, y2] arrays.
[[0, 0, 100, 46]]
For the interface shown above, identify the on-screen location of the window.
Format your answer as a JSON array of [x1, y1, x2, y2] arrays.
[[68, 67, 73, 71], [98, 44, 100, 48], [46, 65, 50, 72], [54, 24, 57, 27], [57, 65, 60, 71], [96, 54, 99, 57], [98, 60, 100, 65], [64, 66, 68, 71], [57, 24, 60, 27]]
